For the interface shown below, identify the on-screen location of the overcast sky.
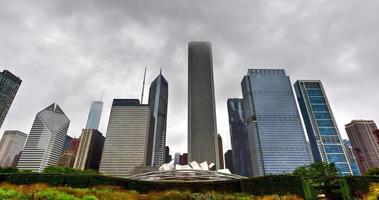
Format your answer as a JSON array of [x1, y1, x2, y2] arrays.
[[1, 0, 378, 155]]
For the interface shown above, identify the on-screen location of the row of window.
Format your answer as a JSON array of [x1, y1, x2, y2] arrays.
[[324, 145, 344, 153], [327, 154, 347, 163], [306, 89, 324, 97], [319, 127, 337, 135], [321, 135, 341, 144]]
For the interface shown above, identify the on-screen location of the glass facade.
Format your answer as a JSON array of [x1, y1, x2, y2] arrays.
[[295, 80, 352, 175], [0, 70, 22, 129], [85, 101, 103, 130], [241, 69, 311, 176]]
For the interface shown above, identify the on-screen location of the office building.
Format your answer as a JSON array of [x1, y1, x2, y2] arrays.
[[74, 129, 104, 170], [224, 150, 233, 174], [57, 150, 76, 167], [295, 80, 352, 175], [345, 120, 379, 174], [180, 153, 188, 165], [343, 140, 361, 175], [227, 98, 253, 177], [164, 146, 172, 163], [147, 72, 168, 167], [63, 135, 73, 151], [242, 69, 311, 176], [85, 101, 103, 130], [188, 41, 219, 169], [0, 130, 27, 167], [217, 134, 224, 169], [99, 99, 153, 177], [17, 103, 70, 172], [0, 70, 22, 129]]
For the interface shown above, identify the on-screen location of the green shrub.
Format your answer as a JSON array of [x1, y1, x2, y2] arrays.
[[366, 168, 379, 177], [0, 167, 19, 173], [344, 176, 379, 198], [0, 188, 28, 200], [35, 188, 79, 200], [81, 194, 98, 200]]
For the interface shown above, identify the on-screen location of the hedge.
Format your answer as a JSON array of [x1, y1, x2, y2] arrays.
[[240, 175, 305, 196], [344, 176, 379, 198]]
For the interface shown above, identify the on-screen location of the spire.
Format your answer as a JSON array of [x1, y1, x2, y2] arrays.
[[140, 66, 147, 104]]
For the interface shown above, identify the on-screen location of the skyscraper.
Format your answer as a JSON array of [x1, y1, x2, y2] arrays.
[[57, 137, 80, 168], [343, 139, 361, 175], [0, 130, 27, 167], [147, 72, 168, 167], [188, 41, 219, 168], [0, 70, 22, 129], [224, 150, 234, 174], [295, 80, 352, 175], [217, 134, 224, 169], [227, 98, 253, 177], [17, 103, 70, 172], [99, 99, 153, 177], [85, 101, 103, 130], [164, 146, 172, 163], [242, 69, 311, 176], [74, 129, 104, 170], [345, 120, 379, 174]]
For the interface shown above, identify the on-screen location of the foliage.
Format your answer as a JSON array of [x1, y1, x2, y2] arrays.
[[344, 176, 379, 199], [339, 178, 352, 200], [366, 183, 379, 200], [0, 166, 19, 173], [366, 167, 379, 176], [35, 188, 79, 200], [293, 162, 338, 178], [0, 188, 28, 200], [42, 166, 99, 174]]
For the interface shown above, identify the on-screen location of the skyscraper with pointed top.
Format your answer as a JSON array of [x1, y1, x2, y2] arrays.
[[146, 72, 168, 167], [17, 103, 70, 172], [188, 41, 219, 168]]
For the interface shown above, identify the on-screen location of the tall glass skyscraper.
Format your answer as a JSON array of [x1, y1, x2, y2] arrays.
[[242, 69, 311, 176], [188, 41, 219, 168], [343, 139, 361, 175], [0, 70, 22, 129], [85, 101, 103, 130], [227, 98, 253, 176], [295, 80, 352, 175], [147, 72, 168, 167], [17, 103, 70, 172]]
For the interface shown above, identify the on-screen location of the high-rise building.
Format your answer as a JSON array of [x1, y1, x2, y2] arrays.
[[85, 101, 103, 130], [180, 153, 188, 165], [242, 69, 311, 176], [99, 99, 153, 177], [17, 103, 70, 172], [0, 130, 27, 167], [345, 120, 379, 174], [188, 41, 219, 168], [74, 129, 104, 171], [217, 134, 224, 169], [0, 70, 22, 129], [147, 72, 168, 167], [174, 153, 181, 166], [343, 139, 361, 175], [295, 80, 353, 175], [57, 137, 80, 168], [227, 98, 253, 177], [164, 146, 172, 163], [224, 150, 234, 174]]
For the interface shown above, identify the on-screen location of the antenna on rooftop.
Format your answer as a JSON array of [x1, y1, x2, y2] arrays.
[[141, 66, 147, 104]]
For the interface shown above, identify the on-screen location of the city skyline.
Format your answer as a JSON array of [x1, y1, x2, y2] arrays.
[[1, 1, 379, 156]]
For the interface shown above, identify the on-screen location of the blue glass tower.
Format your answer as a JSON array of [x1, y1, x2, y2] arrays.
[[343, 139, 361, 175], [241, 69, 311, 176], [294, 80, 352, 175]]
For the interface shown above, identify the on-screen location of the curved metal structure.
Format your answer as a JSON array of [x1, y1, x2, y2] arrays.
[[128, 169, 246, 181]]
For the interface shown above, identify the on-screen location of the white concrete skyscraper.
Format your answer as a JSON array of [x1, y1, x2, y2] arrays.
[[17, 103, 70, 172], [188, 41, 219, 169], [85, 101, 103, 130], [0, 130, 27, 167]]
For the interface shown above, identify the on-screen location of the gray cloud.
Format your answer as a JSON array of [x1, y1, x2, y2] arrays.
[[1, 0, 379, 155]]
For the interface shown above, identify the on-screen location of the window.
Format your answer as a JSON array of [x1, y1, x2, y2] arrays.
[[321, 136, 340, 144], [311, 104, 329, 112], [324, 145, 344, 153], [319, 128, 337, 135], [335, 163, 350, 173], [327, 154, 347, 163], [306, 89, 323, 96], [317, 120, 334, 127], [314, 112, 332, 119], [309, 97, 326, 104]]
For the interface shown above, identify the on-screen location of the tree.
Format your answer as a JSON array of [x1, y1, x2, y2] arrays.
[[366, 167, 379, 176], [42, 166, 99, 174], [0, 167, 19, 173], [293, 162, 338, 178]]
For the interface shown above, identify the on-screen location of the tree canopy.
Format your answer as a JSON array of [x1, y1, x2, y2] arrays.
[[293, 162, 339, 178]]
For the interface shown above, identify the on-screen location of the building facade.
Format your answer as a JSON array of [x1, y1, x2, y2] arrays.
[[188, 41, 219, 169], [242, 69, 311, 176], [217, 134, 224, 169], [295, 80, 353, 175], [0, 130, 27, 167], [17, 103, 70, 172], [164, 146, 172, 163], [74, 129, 104, 170], [345, 120, 379, 174], [224, 150, 233, 174], [227, 98, 253, 177], [99, 99, 153, 177], [0, 70, 22, 129], [57, 151, 76, 167], [147, 73, 168, 167], [343, 139, 361, 175], [85, 101, 103, 130]]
